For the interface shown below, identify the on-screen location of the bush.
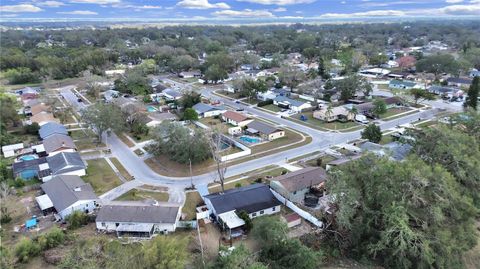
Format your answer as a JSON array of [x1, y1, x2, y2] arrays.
[[235, 182, 242, 188], [66, 211, 89, 230], [257, 99, 274, 107], [15, 237, 41, 263], [38, 227, 66, 250], [13, 178, 25, 188], [316, 158, 323, 167], [24, 123, 40, 135]]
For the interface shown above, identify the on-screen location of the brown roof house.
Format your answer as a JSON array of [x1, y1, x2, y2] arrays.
[[270, 167, 328, 203], [43, 134, 76, 156], [31, 112, 59, 126], [30, 103, 50, 115], [221, 111, 253, 127]]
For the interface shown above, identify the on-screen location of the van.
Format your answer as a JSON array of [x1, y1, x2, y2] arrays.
[[355, 114, 369, 124]]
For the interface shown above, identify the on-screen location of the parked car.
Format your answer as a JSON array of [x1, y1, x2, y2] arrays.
[[77, 98, 83, 102], [355, 114, 369, 124]]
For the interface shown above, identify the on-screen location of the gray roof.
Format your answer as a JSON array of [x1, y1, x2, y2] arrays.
[[428, 85, 457, 94], [163, 89, 182, 98], [96, 204, 179, 224], [12, 157, 47, 174], [384, 142, 413, 161], [204, 183, 281, 215], [390, 79, 416, 87], [41, 175, 97, 212], [192, 103, 224, 114], [39, 122, 68, 139], [272, 167, 327, 192], [447, 77, 472, 85], [43, 134, 76, 154], [273, 95, 305, 107], [46, 152, 86, 175], [246, 121, 281, 135]]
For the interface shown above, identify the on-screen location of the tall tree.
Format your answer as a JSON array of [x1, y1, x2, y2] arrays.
[[464, 76, 479, 110], [372, 99, 387, 116], [81, 103, 125, 142], [143, 236, 189, 269], [361, 123, 382, 143], [410, 88, 435, 105], [278, 66, 305, 91]]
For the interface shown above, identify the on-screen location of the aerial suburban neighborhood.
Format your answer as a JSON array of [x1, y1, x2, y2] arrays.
[[0, 3, 480, 269]]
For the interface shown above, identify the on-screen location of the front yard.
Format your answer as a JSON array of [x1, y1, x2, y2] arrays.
[[82, 159, 123, 194], [379, 107, 414, 119], [115, 189, 169, 202], [291, 111, 361, 131], [258, 104, 282, 113]]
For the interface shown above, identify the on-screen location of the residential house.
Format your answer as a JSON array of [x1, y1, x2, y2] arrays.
[[326, 154, 362, 171], [162, 89, 183, 101], [313, 106, 353, 122], [446, 77, 472, 88], [469, 70, 480, 78], [273, 96, 312, 112], [383, 96, 405, 108], [2, 143, 24, 158], [389, 80, 418, 90], [103, 89, 120, 102], [43, 134, 76, 155], [39, 122, 68, 140], [203, 184, 281, 235], [192, 103, 226, 118], [96, 202, 181, 238], [179, 71, 201, 79], [36, 175, 98, 219], [42, 152, 86, 182], [31, 112, 58, 126], [360, 141, 412, 161], [427, 85, 458, 96], [245, 121, 285, 141], [359, 68, 390, 78], [30, 103, 49, 115], [16, 87, 40, 101], [257, 90, 278, 101], [270, 167, 328, 203], [12, 157, 49, 180], [222, 111, 253, 127]]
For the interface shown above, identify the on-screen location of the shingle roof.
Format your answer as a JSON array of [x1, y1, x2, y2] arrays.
[[46, 152, 85, 175], [39, 122, 68, 139], [272, 167, 327, 192], [41, 175, 97, 212], [30, 103, 49, 115], [31, 112, 58, 125], [43, 134, 76, 154], [96, 204, 179, 224], [246, 121, 281, 135], [446, 77, 472, 85], [12, 157, 47, 174], [274, 95, 305, 107], [204, 183, 281, 215], [389, 79, 416, 87], [222, 111, 249, 122], [193, 103, 224, 114]]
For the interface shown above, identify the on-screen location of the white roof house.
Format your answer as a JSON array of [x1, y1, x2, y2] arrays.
[[2, 143, 24, 158]]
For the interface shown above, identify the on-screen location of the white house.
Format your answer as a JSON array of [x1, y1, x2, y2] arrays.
[[192, 103, 226, 118], [96, 202, 181, 238], [257, 90, 277, 101], [36, 175, 98, 219], [42, 134, 77, 156], [273, 96, 312, 113], [221, 111, 253, 127], [2, 143, 24, 158], [41, 152, 86, 182], [162, 89, 183, 101]]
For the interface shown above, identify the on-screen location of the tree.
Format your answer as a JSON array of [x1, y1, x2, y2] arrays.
[[207, 130, 228, 192], [81, 102, 125, 142], [464, 76, 479, 110], [238, 211, 253, 231], [369, 53, 388, 66], [278, 66, 305, 91], [317, 57, 329, 79], [252, 216, 288, 247], [121, 103, 147, 132], [238, 79, 268, 101], [361, 123, 382, 143], [23, 123, 40, 135], [4, 67, 40, 84], [170, 55, 196, 75], [66, 211, 89, 230], [410, 88, 435, 105], [204, 64, 228, 84], [114, 70, 150, 96], [0, 94, 20, 127], [416, 54, 461, 78], [14, 237, 41, 263], [143, 236, 189, 269], [183, 108, 198, 121], [372, 99, 387, 116], [210, 245, 267, 269], [179, 90, 201, 108], [336, 75, 358, 102], [397, 55, 416, 71]]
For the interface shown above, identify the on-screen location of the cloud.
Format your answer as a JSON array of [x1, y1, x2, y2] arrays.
[[236, 0, 316, 5], [69, 0, 120, 4], [273, 7, 287, 12], [213, 9, 275, 17], [177, 0, 230, 9], [57, 10, 98, 15], [437, 4, 480, 15], [0, 4, 43, 12], [445, 0, 464, 3], [113, 4, 162, 9], [321, 10, 406, 18], [36, 1, 66, 7], [341, 1, 346, 4]]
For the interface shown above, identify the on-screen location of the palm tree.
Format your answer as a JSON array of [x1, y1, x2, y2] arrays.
[[348, 106, 358, 121], [325, 105, 334, 121]]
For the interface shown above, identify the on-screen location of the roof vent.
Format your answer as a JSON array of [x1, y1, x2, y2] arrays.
[[74, 187, 81, 192]]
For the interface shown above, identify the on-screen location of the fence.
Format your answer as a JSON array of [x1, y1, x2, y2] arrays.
[[270, 189, 324, 228], [177, 220, 197, 229]]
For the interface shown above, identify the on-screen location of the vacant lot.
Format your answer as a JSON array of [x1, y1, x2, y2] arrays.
[[291, 111, 361, 131], [115, 189, 169, 202], [82, 159, 122, 194]]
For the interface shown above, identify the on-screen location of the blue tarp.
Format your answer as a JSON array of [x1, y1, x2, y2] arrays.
[[25, 218, 37, 229]]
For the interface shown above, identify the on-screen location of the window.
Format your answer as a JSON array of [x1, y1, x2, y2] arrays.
[[293, 191, 297, 194], [252, 213, 257, 217], [260, 210, 264, 214], [101, 222, 105, 227], [272, 207, 276, 211]]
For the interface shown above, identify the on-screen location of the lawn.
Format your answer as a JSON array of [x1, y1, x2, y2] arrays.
[[182, 191, 203, 220], [145, 155, 215, 177], [260, 104, 282, 113], [250, 129, 304, 154], [115, 189, 169, 202], [75, 139, 106, 151], [117, 132, 135, 147], [110, 157, 132, 180], [69, 129, 96, 140], [82, 159, 123, 194], [305, 155, 337, 169], [217, 90, 243, 99], [199, 117, 230, 134], [379, 107, 413, 119], [379, 134, 394, 145], [291, 111, 361, 131]]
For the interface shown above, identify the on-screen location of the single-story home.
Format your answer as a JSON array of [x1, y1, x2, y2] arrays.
[[162, 89, 183, 101], [192, 103, 226, 118], [270, 167, 328, 203], [359, 68, 390, 78], [179, 71, 201, 78], [16, 87, 40, 101], [30, 112, 59, 126], [30, 103, 50, 115], [2, 143, 24, 158], [389, 80, 418, 90], [203, 184, 281, 234], [383, 96, 405, 108], [313, 106, 353, 122], [427, 85, 458, 96], [39, 122, 68, 140], [42, 152, 86, 182], [257, 90, 277, 101], [326, 154, 362, 171], [43, 134, 76, 155], [222, 111, 253, 127], [245, 121, 285, 141], [273, 96, 312, 112], [446, 77, 472, 88], [12, 157, 49, 180], [103, 89, 120, 102], [36, 175, 98, 219], [96, 202, 181, 238]]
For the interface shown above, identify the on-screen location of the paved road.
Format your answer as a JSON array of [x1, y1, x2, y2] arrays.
[[59, 86, 88, 111]]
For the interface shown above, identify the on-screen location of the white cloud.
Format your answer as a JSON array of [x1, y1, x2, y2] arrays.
[[69, 0, 120, 4], [321, 10, 406, 18], [177, 0, 230, 9], [113, 4, 162, 9], [341, 1, 346, 4], [236, 0, 316, 5], [273, 7, 287, 12], [437, 4, 480, 15], [57, 10, 98, 15], [445, 0, 464, 3], [213, 9, 275, 17], [0, 4, 43, 12], [36, 1, 66, 7]]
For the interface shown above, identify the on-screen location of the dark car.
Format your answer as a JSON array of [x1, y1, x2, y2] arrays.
[[77, 98, 83, 102]]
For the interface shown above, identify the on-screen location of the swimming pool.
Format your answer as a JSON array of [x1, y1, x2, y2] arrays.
[[147, 106, 158, 112], [20, 155, 37, 161], [239, 136, 261, 144]]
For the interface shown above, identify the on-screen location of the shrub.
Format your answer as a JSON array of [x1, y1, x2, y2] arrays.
[[316, 158, 323, 167], [38, 227, 66, 250], [13, 178, 25, 188], [66, 211, 89, 230], [15, 237, 41, 263], [235, 182, 242, 188], [24, 123, 40, 135], [257, 99, 274, 107]]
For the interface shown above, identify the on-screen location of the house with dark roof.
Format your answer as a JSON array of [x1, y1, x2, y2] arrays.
[[36, 175, 98, 219], [221, 111, 253, 127], [270, 167, 328, 203], [446, 77, 472, 88], [245, 121, 285, 141], [389, 79, 418, 90], [42, 152, 86, 182], [162, 89, 183, 101], [12, 157, 50, 180], [273, 95, 312, 112], [43, 134, 76, 155], [203, 184, 281, 233], [96, 202, 181, 238], [428, 85, 458, 96], [192, 103, 226, 118], [39, 122, 68, 139]]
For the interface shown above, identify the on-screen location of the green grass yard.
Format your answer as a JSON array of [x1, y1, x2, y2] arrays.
[[82, 159, 123, 194], [182, 191, 203, 220], [115, 189, 169, 202], [291, 111, 361, 131]]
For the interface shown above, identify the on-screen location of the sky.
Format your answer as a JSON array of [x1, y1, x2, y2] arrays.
[[0, 0, 479, 21]]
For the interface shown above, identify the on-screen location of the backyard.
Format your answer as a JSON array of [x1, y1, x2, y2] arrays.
[[182, 191, 203, 220], [199, 117, 230, 134], [82, 159, 123, 194]]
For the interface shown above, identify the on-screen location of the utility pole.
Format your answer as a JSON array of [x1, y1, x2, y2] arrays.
[[189, 158, 194, 189]]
